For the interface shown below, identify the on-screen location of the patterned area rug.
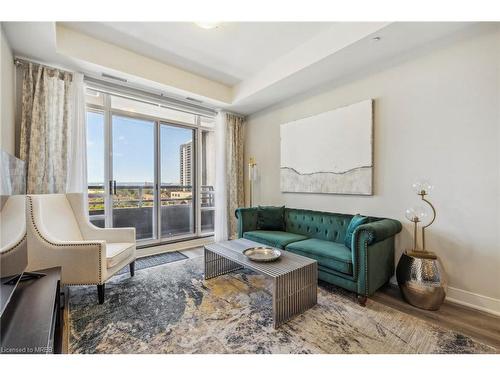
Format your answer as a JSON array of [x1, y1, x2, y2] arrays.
[[115, 251, 187, 276], [69, 257, 495, 354]]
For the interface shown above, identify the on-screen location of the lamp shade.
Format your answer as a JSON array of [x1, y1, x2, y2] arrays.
[[405, 206, 428, 222], [412, 180, 434, 195], [248, 163, 257, 182]]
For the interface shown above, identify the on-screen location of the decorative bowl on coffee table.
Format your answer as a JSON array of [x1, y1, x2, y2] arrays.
[[243, 247, 281, 262]]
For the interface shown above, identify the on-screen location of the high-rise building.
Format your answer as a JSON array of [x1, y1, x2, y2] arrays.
[[179, 140, 192, 186]]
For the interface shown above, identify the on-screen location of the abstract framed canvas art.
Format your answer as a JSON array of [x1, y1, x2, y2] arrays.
[[280, 99, 373, 195]]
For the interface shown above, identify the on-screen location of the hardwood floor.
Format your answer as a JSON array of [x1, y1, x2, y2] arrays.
[[372, 284, 500, 352]]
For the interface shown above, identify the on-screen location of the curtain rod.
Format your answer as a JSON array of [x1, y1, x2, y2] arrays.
[[14, 57, 75, 75], [14, 56, 222, 117], [219, 110, 246, 120]]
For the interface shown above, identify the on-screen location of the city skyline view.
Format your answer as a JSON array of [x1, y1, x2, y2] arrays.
[[86, 112, 194, 185]]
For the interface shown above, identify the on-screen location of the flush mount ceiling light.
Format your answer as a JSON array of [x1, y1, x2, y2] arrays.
[[195, 22, 220, 30], [372, 36, 381, 41]]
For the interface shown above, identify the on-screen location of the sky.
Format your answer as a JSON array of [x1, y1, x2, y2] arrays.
[[86, 112, 193, 185]]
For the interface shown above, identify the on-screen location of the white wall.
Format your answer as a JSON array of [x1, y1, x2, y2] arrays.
[[245, 27, 500, 315], [1, 23, 16, 155]]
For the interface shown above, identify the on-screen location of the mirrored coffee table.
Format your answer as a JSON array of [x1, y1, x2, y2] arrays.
[[204, 238, 318, 328]]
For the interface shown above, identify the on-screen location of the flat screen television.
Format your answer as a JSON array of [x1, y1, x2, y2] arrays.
[[0, 150, 27, 316]]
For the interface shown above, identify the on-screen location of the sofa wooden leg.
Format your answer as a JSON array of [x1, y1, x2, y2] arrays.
[[97, 284, 105, 304], [357, 294, 367, 307], [129, 261, 135, 277]]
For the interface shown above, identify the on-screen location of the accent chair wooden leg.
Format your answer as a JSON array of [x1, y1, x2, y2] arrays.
[[97, 284, 105, 304], [129, 261, 135, 277], [357, 294, 367, 307]]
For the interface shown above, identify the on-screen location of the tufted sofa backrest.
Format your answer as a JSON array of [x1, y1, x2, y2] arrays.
[[284, 208, 379, 244]]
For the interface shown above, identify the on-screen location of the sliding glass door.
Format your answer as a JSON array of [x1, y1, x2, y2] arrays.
[[160, 124, 195, 239], [111, 115, 156, 240], [200, 128, 215, 233], [85, 88, 215, 245], [86, 110, 106, 228]]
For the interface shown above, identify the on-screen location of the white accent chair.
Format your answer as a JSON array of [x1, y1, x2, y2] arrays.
[[1, 195, 28, 279], [26, 193, 136, 304]]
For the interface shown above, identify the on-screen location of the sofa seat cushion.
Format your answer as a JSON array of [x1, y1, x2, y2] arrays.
[[106, 242, 135, 268], [285, 238, 353, 275], [243, 230, 308, 249]]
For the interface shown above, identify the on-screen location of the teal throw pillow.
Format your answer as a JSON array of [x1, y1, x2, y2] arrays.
[[344, 214, 368, 249], [257, 206, 285, 231]]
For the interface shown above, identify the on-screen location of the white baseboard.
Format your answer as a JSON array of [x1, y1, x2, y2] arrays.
[[389, 279, 500, 317], [446, 286, 500, 317], [137, 237, 214, 258]]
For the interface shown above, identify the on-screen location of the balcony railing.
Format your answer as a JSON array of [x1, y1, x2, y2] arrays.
[[88, 184, 215, 240]]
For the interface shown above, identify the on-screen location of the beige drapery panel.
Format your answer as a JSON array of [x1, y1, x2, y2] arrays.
[[226, 113, 245, 238], [19, 63, 73, 194]]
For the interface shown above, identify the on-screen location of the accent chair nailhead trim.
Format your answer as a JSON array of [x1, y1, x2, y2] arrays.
[[1, 234, 27, 255], [27, 196, 103, 284]]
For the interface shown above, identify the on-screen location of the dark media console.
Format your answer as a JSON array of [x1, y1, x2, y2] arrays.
[[0, 267, 63, 354]]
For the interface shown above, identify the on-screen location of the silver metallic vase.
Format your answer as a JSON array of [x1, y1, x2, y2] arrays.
[[396, 251, 447, 310]]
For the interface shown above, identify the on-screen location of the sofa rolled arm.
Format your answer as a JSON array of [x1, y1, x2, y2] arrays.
[[355, 218, 402, 246], [235, 207, 259, 238], [351, 218, 401, 296]]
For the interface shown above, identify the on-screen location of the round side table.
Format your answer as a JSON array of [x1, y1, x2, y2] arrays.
[[396, 250, 447, 310]]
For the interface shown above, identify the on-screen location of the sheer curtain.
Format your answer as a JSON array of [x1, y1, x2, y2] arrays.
[[214, 112, 228, 241], [67, 73, 88, 204], [214, 111, 245, 241]]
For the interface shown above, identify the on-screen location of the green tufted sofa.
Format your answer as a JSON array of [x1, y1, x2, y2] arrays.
[[235, 207, 402, 304]]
